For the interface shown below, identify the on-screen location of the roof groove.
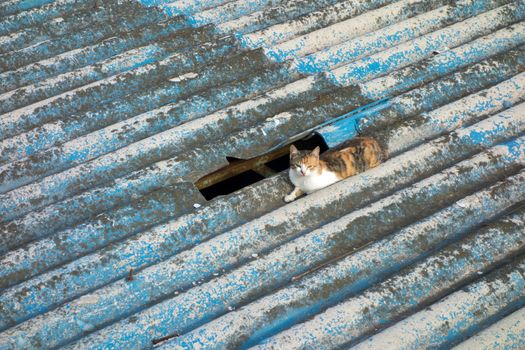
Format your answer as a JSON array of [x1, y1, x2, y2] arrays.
[[2, 13, 522, 222], [2, 99, 525, 344], [1, 19, 520, 276], [3, 126, 525, 348], [351, 246, 525, 349], [239, 0, 399, 49], [0, 34, 247, 141], [253, 207, 525, 349], [164, 177, 525, 349], [452, 305, 525, 349], [1, 0, 525, 348], [217, 0, 343, 34], [0, 0, 98, 35], [0, 1, 169, 72], [0, 16, 193, 93]]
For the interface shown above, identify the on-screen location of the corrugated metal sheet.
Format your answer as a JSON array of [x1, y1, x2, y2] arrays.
[[1, 0, 525, 348]]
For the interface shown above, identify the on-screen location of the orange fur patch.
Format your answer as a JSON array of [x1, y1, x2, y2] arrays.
[[292, 137, 385, 179]]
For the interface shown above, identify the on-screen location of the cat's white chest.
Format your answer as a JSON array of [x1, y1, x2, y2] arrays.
[[289, 168, 339, 194]]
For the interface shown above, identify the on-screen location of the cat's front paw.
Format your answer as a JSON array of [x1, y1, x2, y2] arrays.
[[284, 194, 296, 202]]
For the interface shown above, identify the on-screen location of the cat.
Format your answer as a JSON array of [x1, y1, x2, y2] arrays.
[[284, 137, 386, 202]]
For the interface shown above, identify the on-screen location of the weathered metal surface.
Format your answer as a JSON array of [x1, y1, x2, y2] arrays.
[[254, 226, 525, 349], [352, 252, 525, 349], [318, 46, 525, 147], [1, 0, 525, 349], [453, 307, 525, 350]]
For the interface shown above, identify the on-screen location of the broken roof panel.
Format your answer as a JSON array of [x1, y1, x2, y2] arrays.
[[1, 0, 525, 349]]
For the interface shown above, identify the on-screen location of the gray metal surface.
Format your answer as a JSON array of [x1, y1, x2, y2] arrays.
[[1, 0, 525, 349]]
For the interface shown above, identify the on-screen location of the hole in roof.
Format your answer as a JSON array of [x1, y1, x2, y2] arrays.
[[196, 134, 328, 201]]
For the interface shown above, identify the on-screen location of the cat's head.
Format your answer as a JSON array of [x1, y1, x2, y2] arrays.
[[289, 145, 320, 176]]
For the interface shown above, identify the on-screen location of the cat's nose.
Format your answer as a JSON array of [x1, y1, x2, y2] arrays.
[[300, 170, 305, 175]]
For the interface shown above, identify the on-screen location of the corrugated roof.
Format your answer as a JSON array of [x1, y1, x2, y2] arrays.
[[1, 0, 525, 348]]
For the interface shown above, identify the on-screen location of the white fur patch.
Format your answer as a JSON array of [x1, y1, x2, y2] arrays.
[[289, 168, 339, 194]]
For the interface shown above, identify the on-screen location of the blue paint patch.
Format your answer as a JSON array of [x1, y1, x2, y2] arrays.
[[2, 0, 525, 349], [316, 99, 391, 147]]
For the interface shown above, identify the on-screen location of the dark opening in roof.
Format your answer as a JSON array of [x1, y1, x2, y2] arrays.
[[197, 134, 328, 200]]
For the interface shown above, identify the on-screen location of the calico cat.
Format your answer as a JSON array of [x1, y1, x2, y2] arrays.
[[284, 137, 385, 202]]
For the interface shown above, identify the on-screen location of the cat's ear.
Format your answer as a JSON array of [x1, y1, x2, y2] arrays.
[[311, 146, 320, 157], [290, 145, 299, 157]]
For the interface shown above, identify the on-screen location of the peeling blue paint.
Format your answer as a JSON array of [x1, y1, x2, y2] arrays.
[[1, 0, 525, 349], [316, 99, 391, 147]]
